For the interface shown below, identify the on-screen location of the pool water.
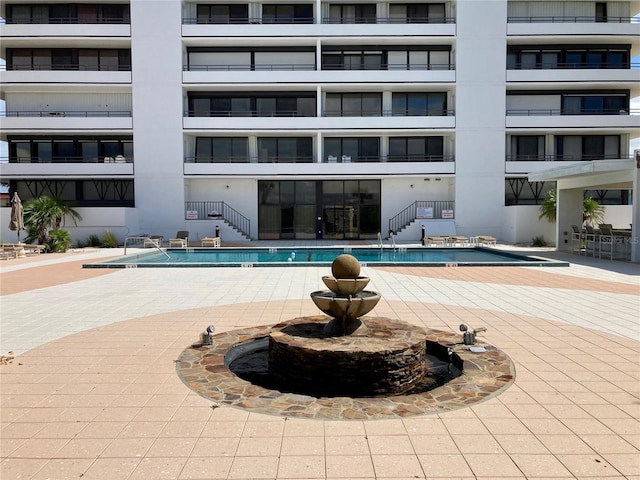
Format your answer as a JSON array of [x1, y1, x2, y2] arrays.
[[86, 247, 568, 268]]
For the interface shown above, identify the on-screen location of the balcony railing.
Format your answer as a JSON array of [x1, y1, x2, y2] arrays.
[[386, 155, 454, 162], [185, 110, 314, 117], [389, 200, 455, 235], [507, 16, 639, 23], [184, 201, 250, 238], [8, 155, 132, 164], [183, 16, 313, 24], [506, 154, 632, 162], [321, 62, 454, 71], [3, 16, 129, 24], [507, 61, 637, 70], [323, 109, 455, 117], [3, 65, 131, 72], [184, 64, 316, 71], [182, 16, 455, 24], [321, 16, 455, 24], [185, 155, 454, 163], [3, 110, 132, 117], [506, 108, 637, 116]]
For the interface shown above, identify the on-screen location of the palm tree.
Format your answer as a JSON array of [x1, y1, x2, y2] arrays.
[[539, 188, 605, 226], [23, 196, 82, 246]]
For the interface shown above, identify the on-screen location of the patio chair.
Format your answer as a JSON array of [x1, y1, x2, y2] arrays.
[[598, 225, 629, 260], [583, 225, 600, 257], [201, 237, 220, 247], [570, 225, 584, 254], [424, 236, 446, 247], [168, 231, 189, 247], [144, 236, 163, 248], [449, 236, 469, 246]]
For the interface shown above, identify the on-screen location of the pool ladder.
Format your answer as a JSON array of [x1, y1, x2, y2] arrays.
[[124, 236, 171, 259], [377, 232, 397, 252]]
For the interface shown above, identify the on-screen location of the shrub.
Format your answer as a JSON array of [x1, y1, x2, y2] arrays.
[[101, 230, 118, 248], [47, 228, 72, 252], [531, 235, 548, 247], [87, 234, 102, 247]]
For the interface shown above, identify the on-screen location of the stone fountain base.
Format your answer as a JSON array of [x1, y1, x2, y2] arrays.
[[269, 315, 442, 397]]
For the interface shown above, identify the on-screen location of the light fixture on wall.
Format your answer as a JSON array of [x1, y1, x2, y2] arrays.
[[225, 185, 229, 189], [410, 184, 414, 188], [435, 178, 441, 181]]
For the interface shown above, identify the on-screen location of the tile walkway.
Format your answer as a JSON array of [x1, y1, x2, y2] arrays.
[[0, 244, 638, 479]]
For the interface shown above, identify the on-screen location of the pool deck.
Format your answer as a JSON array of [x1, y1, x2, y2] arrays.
[[1, 243, 638, 479]]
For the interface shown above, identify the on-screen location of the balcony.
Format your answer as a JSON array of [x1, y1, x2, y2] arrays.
[[506, 154, 634, 174], [0, 159, 134, 178], [505, 109, 639, 129], [184, 159, 455, 176], [507, 16, 639, 37], [183, 111, 455, 130], [1, 111, 133, 132], [506, 63, 639, 85], [183, 64, 455, 84], [0, 68, 132, 85], [0, 22, 131, 37]]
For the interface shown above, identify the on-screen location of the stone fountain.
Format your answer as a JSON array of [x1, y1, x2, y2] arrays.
[[267, 254, 449, 397]]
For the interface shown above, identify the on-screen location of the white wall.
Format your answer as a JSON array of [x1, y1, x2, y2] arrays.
[[454, 0, 507, 240], [503, 206, 556, 245], [130, 1, 185, 237]]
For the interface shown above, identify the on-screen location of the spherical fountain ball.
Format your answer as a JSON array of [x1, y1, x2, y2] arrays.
[[331, 254, 361, 279]]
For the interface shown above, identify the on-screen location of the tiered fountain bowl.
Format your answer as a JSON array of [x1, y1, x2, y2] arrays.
[[268, 254, 433, 397]]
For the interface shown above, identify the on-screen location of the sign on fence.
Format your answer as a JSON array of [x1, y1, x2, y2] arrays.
[[416, 207, 433, 219], [442, 210, 454, 219], [186, 210, 198, 220]]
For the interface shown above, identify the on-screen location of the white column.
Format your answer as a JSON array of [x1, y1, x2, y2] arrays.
[[556, 188, 583, 253]]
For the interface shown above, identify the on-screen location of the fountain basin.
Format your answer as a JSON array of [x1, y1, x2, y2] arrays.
[[268, 315, 434, 397], [310, 290, 380, 321], [321, 276, 370, 296]]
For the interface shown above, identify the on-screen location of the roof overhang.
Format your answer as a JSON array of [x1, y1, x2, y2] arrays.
[[527, 159, 636, 190]]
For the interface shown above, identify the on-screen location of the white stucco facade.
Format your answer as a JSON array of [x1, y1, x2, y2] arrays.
[[1, 0, 638, 247]]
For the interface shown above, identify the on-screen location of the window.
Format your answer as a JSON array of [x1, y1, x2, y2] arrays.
[[324, 93, 382, 116], [257, 137, 313, 163], [188, 93, 316, 117], [507, 46, 630, 70], [7, 48, 131, 71], [562, 94, 628, 115], [392, 92, 447, 116], [195, 138, 249, 163], [262, 4, 313, 23], [555, 135, 620, 161], [509, 136, 544, 161], [8, 137, 133, 163], [505, 179, 554, 206], [327, 4, 376, 23], [595, 2, 607, 22], [388, 137, 444, 161], [388, 3, 445, 23], [324, 138, 380, 162], [197, 4, 249, 23]]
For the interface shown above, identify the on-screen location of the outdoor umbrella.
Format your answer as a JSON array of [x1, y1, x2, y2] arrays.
[[9, 192, 24, 243]]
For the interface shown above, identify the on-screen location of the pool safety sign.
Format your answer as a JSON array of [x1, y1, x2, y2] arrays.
[[416, 207, 433, 219], [186, 210, 198, 220]]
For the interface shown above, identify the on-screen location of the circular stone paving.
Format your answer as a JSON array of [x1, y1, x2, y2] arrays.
[[176, 319, 516, 420]]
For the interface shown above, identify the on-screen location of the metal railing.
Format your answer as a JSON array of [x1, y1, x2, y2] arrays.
[[506, 108, 638, 116], [3, 110, 132, 118], [185, 110, 314, 118], [3, 65, 131, 71], [322, 16, 455, 24], [8, 156, 133, 164], [183, 16, 313, 24], [124, 236, 170, 258], [506, 154, 634, 162], [323, 109, 455, 117], [507, 61, 637, 70], [389, 200, 455, 236], [321, 62, 454, 71], [184, 201, 250, 238], [4, 16, 129, 24], [507, 16, 638, 23], [184, 64, 316, 71]]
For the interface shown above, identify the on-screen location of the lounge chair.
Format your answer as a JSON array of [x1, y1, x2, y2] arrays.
[[168, 231, 189, 247], [477, 236, 496, 246], [144, 236, 163, 248], [201, 237, 220, 247], [424, 236, 447, 247], [584, 225, 600, 257], [449, 236, 469, 246]]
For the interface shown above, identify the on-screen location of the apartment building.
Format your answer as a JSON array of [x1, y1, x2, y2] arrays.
[[1, 0, 638, 251]]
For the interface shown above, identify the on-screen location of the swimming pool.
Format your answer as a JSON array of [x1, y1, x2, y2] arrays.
[[84, 247, 568, 268]]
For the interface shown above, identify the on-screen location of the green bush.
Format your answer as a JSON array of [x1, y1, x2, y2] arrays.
[[47, 228, 72, 253], [101, 230, 118, 248], [87, 234, 102, 247], [75, 239, 87, 248], [531, 235, 548, 247]]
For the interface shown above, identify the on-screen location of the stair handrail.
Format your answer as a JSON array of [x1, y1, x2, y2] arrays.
[[124, 236, 170, 258], [388, 200, 455, 235], [184, 201, 251, 238]]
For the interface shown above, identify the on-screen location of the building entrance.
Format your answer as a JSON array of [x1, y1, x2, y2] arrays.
[[258, 180, 380, 240]]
